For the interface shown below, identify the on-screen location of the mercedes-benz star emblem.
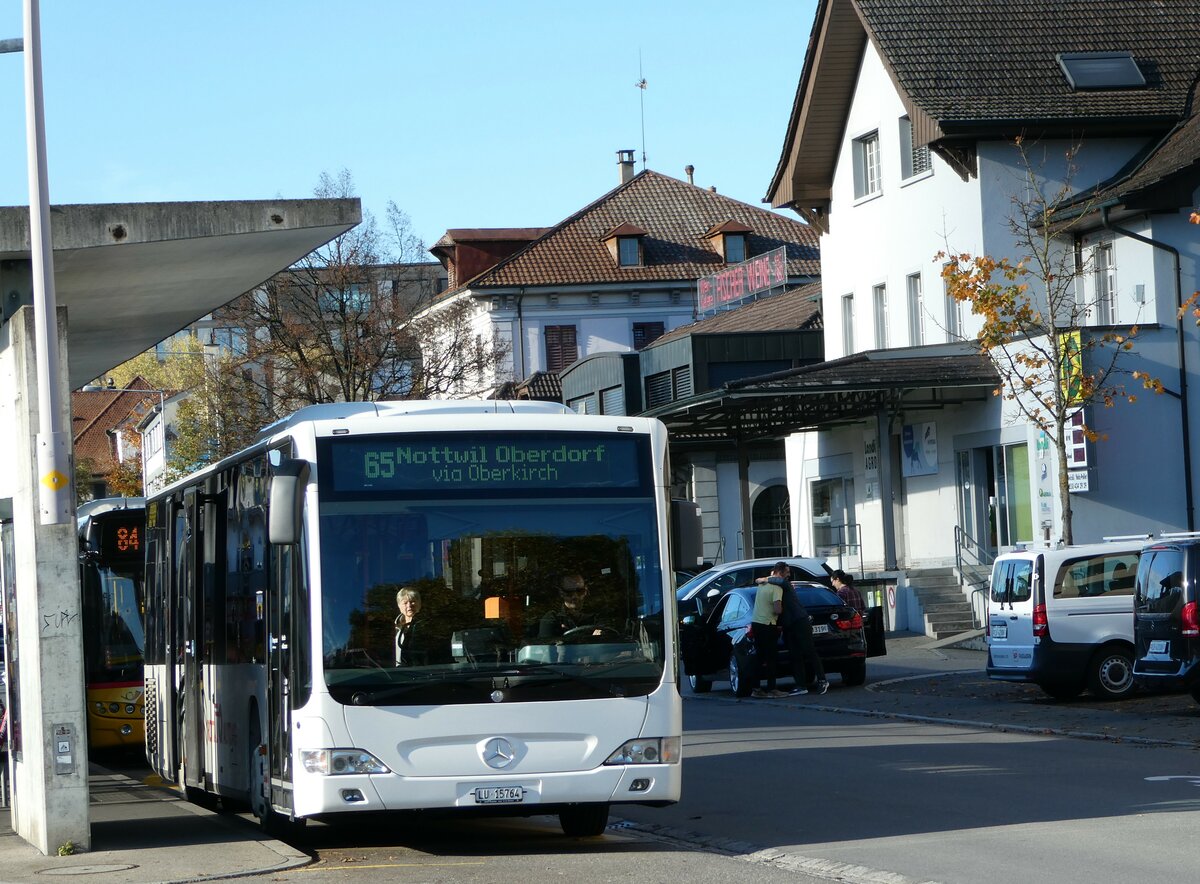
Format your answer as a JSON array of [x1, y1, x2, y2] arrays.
[[483, 737, 516, 769]]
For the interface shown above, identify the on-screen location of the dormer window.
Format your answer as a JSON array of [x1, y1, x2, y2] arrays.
[[602, 222, 648, 268], [705, 220, 753, 264]]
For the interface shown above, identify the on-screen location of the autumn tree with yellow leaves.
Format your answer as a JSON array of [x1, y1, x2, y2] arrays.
[[939, 140, 1161, 544]]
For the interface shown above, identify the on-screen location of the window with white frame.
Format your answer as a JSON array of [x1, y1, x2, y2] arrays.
[[944, 269, 963, 341], [853, 131, 881, 200], [841, 293, 855, 354], [899, 116, 932, 179], [907, 272, 925, 345], [873, 283, 888, 349], [1093, 242, 1116, 325]]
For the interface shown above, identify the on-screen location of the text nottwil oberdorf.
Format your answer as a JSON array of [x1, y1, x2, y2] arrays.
[[364, 444, 609, 483]]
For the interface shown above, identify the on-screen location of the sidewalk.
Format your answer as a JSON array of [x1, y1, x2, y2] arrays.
[[0, 768, 309, 883]]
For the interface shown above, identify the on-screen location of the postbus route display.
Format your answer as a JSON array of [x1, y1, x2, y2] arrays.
[[326, 433, 647, 493]]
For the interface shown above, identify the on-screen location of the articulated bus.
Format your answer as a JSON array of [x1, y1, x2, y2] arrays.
[[77, 497, 147, 750], [143, 401, 700, 836]]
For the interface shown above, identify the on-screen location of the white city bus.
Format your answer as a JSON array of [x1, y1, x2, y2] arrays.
[[143, 400, 698, 836]]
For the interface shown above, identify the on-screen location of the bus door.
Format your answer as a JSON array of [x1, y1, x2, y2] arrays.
[[180, 488, 205, 790], [265, 534, 297, 815]]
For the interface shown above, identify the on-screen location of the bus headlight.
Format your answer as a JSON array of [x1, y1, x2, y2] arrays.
[[603, 737, 681, 765], [300, 749, 390, 776]]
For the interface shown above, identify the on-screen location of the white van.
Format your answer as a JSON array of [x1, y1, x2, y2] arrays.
[[986, 539, 1143, 700]]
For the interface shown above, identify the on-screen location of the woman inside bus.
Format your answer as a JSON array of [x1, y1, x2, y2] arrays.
[[395, 587, 437, 666]]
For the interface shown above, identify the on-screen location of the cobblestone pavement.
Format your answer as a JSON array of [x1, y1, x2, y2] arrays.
[[713, 633, 1200, 749]]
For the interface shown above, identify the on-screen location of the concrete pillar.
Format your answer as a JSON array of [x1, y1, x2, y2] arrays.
[[5, 305, 89, 854]]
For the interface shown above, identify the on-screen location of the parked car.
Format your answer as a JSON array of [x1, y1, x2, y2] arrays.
[[1132, 534, 1200, 701], [986, 539, 1142, 700], [676, 556, 831, 622], [679, 583, 868, 696]]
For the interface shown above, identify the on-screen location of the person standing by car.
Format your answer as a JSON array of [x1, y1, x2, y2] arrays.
[[750, 564, 786, 698], [777, 565, 830, 696], [832, 570, 867, 616]]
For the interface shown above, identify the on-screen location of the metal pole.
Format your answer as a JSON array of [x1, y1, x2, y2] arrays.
[[22, 0, 71, 524]]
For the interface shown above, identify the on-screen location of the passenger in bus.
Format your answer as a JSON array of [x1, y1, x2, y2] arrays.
[[539, 573, 594, 639], [395, 588, 436, 666]]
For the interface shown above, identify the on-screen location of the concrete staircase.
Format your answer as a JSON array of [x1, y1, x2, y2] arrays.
[[907, 567, 978, 640]]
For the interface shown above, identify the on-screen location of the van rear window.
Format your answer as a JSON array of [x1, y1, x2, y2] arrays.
[[1054, 552, 1139, 599], [1136, 548, 1184, 613], [991, 560, 1033, 604]]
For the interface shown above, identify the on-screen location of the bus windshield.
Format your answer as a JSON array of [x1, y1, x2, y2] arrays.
[[81, 562, 146, 685], [317, 492, 666, 705]]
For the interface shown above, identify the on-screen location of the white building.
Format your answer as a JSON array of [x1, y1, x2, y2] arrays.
[[763, 0, 1200, 624]]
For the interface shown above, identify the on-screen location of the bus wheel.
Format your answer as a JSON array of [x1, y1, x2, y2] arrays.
[[559, 803, 609, 837]]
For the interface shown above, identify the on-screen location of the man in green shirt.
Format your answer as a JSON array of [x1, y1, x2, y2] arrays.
[[750, 562, 787, 698]]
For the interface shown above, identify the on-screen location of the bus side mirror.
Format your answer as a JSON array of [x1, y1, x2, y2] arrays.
[[670, 498, 703, 571], [269, 459, 310, 545]]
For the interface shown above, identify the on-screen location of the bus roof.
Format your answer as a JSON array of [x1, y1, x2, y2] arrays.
[[253, 400, 572, 443]]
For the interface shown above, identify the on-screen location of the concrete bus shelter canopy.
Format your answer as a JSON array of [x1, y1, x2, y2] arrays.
[[0, 198, 361, 388]]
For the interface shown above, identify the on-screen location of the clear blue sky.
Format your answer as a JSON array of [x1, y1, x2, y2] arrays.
[[0, 1, 817, 256]]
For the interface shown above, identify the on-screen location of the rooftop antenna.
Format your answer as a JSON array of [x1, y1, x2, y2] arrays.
[[635, 50, 648, 170]]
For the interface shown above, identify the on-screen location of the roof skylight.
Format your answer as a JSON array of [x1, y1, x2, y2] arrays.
[[1057, 52, 1146, 90]]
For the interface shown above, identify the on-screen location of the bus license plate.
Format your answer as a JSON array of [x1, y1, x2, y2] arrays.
[[1150, 640, 1169, 655], [992, 623, 1007, 639], [474, 786, 525, 804], [811, 624, 829, 635]]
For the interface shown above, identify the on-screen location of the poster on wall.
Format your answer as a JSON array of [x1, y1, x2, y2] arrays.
[[864, 431, 880, 500], [901, 422, 938, 477]]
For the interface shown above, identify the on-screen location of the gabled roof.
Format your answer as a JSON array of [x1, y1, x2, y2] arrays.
[[768, 0, 1200, 209], [448, 170, 819, 293], [650, 282, 822, 347], [487, 370, 563, 402], [71, 377, 160, 471]]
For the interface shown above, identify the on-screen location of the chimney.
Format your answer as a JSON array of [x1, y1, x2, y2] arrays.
[[685, 165, 694, 185], [617, 149, 636, 184]]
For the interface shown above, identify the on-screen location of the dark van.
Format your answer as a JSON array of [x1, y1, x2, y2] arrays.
[[1132, 536, 1200, 702]]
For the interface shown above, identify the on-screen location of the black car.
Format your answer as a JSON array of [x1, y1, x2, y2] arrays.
[[680, 583, 869, 696], [1133, 537, 1200, 700]]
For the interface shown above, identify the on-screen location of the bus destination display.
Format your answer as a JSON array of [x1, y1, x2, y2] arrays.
[[328, 434, 646, 493], [99, 517, 141, 561]]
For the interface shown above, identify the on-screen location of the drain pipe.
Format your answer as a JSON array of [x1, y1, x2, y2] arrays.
[[1101, 206, 1193, 530], [515, 286, 527, 380]]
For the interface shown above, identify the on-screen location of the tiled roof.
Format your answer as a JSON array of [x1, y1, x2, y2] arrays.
[[651, 282, 822, 347], [71, 378, 160, 471], [456, 170, 819, 291], [488, 370, 563, 402], [441, 228, 552, 242], [858, 0, 1200, 125]]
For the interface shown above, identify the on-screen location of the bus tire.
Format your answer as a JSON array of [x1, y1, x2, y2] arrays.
[[559, 803, 609, 837]]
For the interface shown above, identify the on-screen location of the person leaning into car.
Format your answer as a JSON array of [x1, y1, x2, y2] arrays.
[[750, 565, 787, 698], [777, 565, 830, 696]]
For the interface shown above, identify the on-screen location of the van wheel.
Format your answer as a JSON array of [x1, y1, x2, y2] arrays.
[[1088, 645, 1135, 699], [729, 651, 753, 698], [688, 673, 712, 693], [1039, 681, 1083, 701]]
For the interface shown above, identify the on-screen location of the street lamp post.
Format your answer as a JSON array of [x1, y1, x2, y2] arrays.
[[3, 0, 71, 525]]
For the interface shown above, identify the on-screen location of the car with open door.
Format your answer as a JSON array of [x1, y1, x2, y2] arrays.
[[680, 582, 869, 696]]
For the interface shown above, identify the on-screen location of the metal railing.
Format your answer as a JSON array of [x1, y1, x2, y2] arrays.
[[955, 525, 995, 628], [814, 522, 862, 572]]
